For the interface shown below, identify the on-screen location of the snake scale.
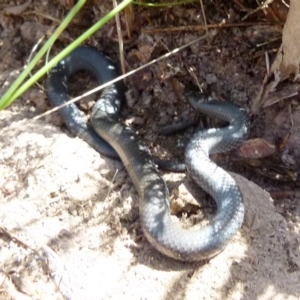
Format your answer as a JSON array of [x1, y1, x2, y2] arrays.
[[47, 46, 250, 261]]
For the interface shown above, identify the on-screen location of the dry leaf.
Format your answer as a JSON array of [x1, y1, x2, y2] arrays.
[[2, 0, 31, 15], [232, 138, 276, 159], [252, 0, 300, 113]]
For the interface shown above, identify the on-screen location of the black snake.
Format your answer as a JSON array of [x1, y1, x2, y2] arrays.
[[47, 46, 250, 261]]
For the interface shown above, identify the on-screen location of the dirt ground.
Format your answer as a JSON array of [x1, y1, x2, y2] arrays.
[[0, 1, 299, 300]]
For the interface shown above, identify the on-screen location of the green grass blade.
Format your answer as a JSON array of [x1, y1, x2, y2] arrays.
[[0, 0, 87, 110], [0, 0, 132, 110]]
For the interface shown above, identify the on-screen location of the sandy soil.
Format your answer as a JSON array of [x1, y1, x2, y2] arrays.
[[0, 1, 299, 299]]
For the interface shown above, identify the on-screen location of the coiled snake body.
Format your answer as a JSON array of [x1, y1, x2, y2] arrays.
[[47, 46, 250, 261]]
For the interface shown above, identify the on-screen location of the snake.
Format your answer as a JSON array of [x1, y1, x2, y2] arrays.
[[47, 46, 250, 261]]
